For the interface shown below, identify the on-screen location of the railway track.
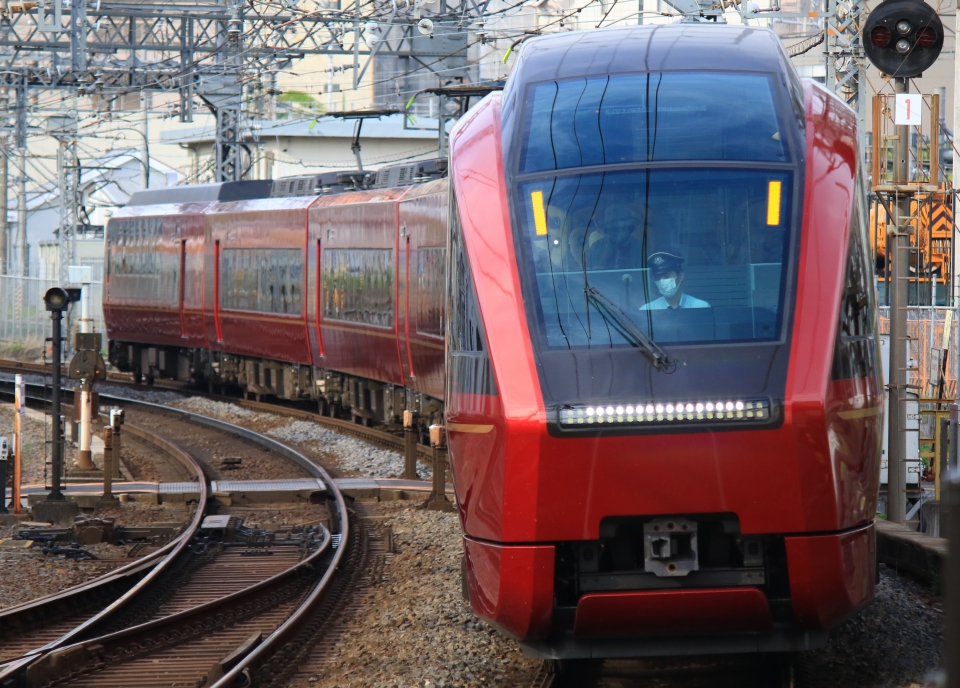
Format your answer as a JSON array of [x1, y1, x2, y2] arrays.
[[0, 390, 209, 681], [0, 380, 352, 688], [0, 358, 437, 469]]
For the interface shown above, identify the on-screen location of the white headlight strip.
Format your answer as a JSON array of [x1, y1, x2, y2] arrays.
[[558, 399, 772, 426]]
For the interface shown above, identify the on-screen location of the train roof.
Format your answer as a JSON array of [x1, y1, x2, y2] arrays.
[[504, 25, 795, 91], [371, 158, 447, 189], [126, 180, 274, 206], [270, 159, 447, 197], [125, 158, 448, 209], [499, 25, 805, 163]]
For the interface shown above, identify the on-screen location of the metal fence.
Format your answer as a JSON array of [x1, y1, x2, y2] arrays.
[[0, 275, 105, 352], [879, 307, 960, 400]]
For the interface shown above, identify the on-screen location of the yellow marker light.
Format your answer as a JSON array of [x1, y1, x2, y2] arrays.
[[766, 180, 782, 226], [531, 190, 548, 236]]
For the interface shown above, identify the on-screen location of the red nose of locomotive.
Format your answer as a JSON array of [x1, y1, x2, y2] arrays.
[[446, 25, 882, 657]]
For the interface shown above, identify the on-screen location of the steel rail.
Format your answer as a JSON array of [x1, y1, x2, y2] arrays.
[[210, 413, 350, 687], [0, 394, 350, 687], [0, 357, 438, 466], [19, 527, 334, 686], [0, 395, 209, 682], [0, 384, 198, 593]]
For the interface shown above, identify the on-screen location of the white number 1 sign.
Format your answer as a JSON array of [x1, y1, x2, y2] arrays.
[[895, 93, 922, 126]]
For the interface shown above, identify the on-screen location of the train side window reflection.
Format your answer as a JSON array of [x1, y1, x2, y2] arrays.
[[321, 248, 394, 327], [446, 188, 497, 397], [219, 248, 303, 315], [831, 186, 879, 381]]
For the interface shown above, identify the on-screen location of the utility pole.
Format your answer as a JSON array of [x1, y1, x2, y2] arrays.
[[203, 5, 246, 182], [886, 76, 911, 524], [0, 140, 7, 275], [823, 0, 868, 155], [17, 148, 26, 278], [48, 298, 65, 501], [51, 113, 79, 285]]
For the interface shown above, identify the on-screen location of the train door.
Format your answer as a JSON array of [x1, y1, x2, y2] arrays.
[[398, 182, 447, 401], [178, 236, 187, 339], [213, 239, 223, 343], [397, 222, 416, 383], [305, 203, 325, 367], [313, 235, 324, 360]]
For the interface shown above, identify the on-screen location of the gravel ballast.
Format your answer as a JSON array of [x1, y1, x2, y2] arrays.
[[0, 550, 122, 609], [805, 565, 944, 687], [268, 420, 430, 479], [163, 397, 426, 479], [293, 500, 542, 688], [120, 393, 429, 480]]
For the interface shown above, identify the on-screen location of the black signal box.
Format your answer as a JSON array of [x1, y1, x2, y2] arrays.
[[863, 0, 943, 79], [75, 332, 103, 351]]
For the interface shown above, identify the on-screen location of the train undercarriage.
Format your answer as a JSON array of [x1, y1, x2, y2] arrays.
[[108, 341, 443, 439]]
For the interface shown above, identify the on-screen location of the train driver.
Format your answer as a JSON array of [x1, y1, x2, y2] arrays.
[[639, 252, 711, 310]]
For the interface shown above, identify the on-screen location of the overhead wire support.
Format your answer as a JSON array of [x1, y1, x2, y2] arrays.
[[822, 0, 868, 152]]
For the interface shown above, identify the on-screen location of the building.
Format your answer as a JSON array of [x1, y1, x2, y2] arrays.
[[162, 113, 445, 180], [6, 148, 182, 279]]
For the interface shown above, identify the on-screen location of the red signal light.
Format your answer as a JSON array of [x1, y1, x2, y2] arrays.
[[863, 0, 943, 78], [871, 26, 892, 46], [916, 26, 937, 47]]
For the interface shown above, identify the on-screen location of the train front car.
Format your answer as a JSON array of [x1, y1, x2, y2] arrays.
[[446, 25, 882, 658]]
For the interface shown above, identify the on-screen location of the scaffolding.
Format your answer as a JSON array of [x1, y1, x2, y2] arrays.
[[871, 93, 956, 308]]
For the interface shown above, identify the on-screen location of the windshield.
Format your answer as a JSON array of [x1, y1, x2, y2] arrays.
[[507, 69, 802, 416], [518, 168, 792, 349], [518, 72, 788, 173]]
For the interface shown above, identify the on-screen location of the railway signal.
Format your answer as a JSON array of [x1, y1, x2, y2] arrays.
[[863, 0, 944, 523], [42, 286, 80, 511], [863, 0, 944, 78]]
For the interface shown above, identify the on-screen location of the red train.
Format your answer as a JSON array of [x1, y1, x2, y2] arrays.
[[105, 24, 882, 662], [105, 166, 449, 431]]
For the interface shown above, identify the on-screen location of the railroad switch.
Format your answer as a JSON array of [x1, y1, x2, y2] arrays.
[[14, 517, 176, 547]]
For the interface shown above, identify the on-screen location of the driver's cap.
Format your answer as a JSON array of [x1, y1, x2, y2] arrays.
[[648, 251, 684, 277]]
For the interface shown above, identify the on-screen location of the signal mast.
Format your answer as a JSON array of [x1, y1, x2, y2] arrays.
[[862, 0, 945, 525]]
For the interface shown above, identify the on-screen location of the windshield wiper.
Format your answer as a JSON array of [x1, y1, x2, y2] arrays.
[[585, 286, 675, 373]]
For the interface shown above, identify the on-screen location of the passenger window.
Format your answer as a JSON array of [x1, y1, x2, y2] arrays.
[[417, 246, 446, 337], [321, 248, 394, 327], [831, 190, 879, 381], [220, 248, 303, 315], [447, 189, 497, 396]]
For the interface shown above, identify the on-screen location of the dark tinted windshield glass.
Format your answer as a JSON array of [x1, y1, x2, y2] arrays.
[[518, 72, 787, 174], [518, 168, 792, 348]]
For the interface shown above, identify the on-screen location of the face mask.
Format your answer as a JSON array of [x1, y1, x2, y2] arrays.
[[656, 277, 678, 298]]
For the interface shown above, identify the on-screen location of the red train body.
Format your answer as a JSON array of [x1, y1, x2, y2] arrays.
[[104, 24, 882, 659]]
